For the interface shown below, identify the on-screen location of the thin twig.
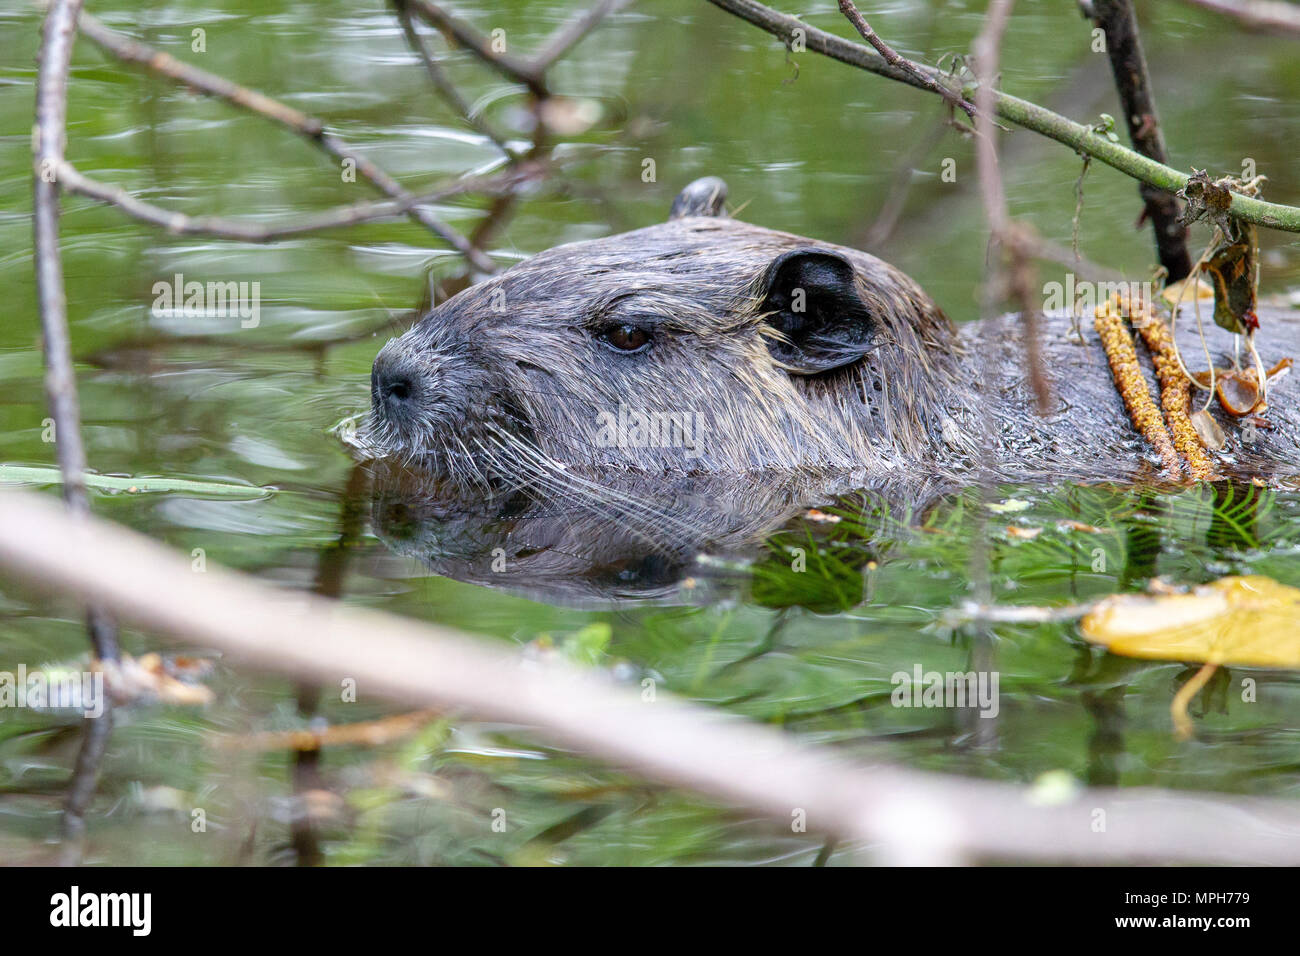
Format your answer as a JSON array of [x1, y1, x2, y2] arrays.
[[33, 1, 119, 662], [219, 710, 439, 753], [392, 0, 518, 158], [32, 2, 93, 545], [401, 0, 547, 96], [55, 161, 534, 243], [860, 110, 950, 249], [531, 0, 634, 72], [837, 0, 976, 118], [394, 0, 631, 264], [705, 0, 1300, 232], [76, 11, 497, 273], [3, 488, 1300, 864], [57, 707, 114, 865]]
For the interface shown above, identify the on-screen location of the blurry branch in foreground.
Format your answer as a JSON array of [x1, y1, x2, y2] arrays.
[[3, 487, 1300, 865], [971, 0, 1050, 413], [706, 0, 1300, 232], [1176, 0, 1300, 33]]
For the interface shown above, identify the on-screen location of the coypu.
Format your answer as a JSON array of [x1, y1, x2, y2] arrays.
[[365, 177, 1300, 502]]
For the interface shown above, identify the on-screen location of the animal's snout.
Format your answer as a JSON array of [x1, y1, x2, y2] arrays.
[[371, 341, 424, 414]]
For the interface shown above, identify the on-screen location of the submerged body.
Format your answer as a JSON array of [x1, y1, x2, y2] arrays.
[[366, 178, 1300, 500]]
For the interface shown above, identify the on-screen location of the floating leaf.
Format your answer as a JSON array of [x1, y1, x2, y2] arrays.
[[1082, 575, 1300, 737], [0, 464, 271, 498], [1080, 575, 1300, 669]]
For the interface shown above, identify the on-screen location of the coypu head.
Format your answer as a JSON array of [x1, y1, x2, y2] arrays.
[[366, 177, 972, 493]]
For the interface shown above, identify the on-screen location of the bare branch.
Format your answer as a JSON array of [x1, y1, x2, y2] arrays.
[[54, 162, 536, 243], [33, 0, 118, 662], [57, 708, 113, 863], [33, 1, 88, 521], [32, 0, 119, 864]]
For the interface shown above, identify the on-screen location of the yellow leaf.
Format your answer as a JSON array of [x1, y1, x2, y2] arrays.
[[1160, 276, 1214, 306], [1080, 575, 1300, 668]]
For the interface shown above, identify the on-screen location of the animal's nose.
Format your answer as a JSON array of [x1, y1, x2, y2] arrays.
[[371, 342, 422, 411]]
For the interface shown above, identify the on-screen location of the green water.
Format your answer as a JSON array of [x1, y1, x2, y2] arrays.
[[1, 0, 1299, 865]]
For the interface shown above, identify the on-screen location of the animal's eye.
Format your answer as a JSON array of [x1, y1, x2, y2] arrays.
[[599, 323, 651, 353]]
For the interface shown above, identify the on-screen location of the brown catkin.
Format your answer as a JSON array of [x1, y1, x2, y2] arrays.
[[1130, 298, 1219, 481], [1094, 298, 1183, 478]]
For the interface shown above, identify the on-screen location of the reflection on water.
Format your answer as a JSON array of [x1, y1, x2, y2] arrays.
[[369, 458, 897, 605], [2, 0, 1300, 864]]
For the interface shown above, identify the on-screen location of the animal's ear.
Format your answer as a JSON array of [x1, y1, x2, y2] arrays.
[[759, 248, 876, 374], [669, 177, 728, 220]]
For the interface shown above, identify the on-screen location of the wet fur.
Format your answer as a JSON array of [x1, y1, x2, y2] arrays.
[[364, 204, 1300, 502]]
